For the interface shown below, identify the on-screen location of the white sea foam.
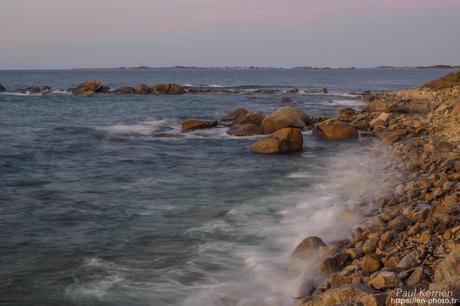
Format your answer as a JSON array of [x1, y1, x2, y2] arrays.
[[180, 146, 396, 306], [328, 99, 365, 106], [99, 119, 179, 138]]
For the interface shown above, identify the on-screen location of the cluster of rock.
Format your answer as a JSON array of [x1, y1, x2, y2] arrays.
[[0, 81, 330, 97], [180, 103, 359, 154], [293, 71, 460, 306]]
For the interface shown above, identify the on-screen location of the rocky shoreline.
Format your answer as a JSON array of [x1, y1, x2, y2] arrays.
[[290, 71, 460, 306]]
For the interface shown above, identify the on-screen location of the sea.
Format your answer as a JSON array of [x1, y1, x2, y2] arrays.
[[0, 68, 452, 306]]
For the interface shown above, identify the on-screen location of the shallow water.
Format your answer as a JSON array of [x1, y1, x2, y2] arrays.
[[0, 68, 452, 305]]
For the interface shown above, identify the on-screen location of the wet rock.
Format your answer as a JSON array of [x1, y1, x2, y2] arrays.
[[320, 252, 349, 274], [287, 88, 299, 94], [17, 86, 41, 94], [72, 80, 101, 95], [360, 254, 382, 273], [97, 85, 111, 93], [111, 86, 136, 94], [226, 123, 259, 136], [152, 83, 185, 95], [134, 84, 151, 94], [297, 284, 386, 306], [291, 236, 327, 259], [0, 83, 5, 92], [260, 107, 309, 134], [181, 119, 218, 132], [250, 127, 303, 154], [362, 236, 379, 254], [255, 89, 276, 94], [319, 87, 328, 94], [313, 119, 359, 141], [222, 107, 248, 122], [233, 112, 265, 127]]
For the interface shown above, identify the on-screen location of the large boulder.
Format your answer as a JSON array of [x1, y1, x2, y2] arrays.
[[0, 83, 6, 92], [432, 245, 460, 292], [233, 112, 265, 127], [260, 107, 309, 134], [297, 284, 386, 306], [251, 127, 303, 154], [134, 84, 151, 95], [227, 123, 260, 136], [152, 83, 185, 95], [72, 80, 101, 95], [111, 86, 136, 94], [222, 107, 248, 122], [291, 236, 327, 260], [313, 119, 359, 140], [181, 119, 218, 132]]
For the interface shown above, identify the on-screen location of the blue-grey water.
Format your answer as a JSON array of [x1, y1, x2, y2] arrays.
[[0, 68, 452, 306]]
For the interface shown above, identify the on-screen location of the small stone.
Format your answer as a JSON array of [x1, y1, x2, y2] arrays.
[[360, 254, 382, 273]]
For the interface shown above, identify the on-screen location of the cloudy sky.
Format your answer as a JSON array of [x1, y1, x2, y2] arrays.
[[1, 0, 459, 68]]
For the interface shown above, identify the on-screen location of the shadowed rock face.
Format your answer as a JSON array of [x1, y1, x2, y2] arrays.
[[250, 127, 303, 154], [227, 123, 259, 136], [181, 119, 218, 132], [221, 107, 248, 123]]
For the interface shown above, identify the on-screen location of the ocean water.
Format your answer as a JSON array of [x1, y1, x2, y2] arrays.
[[0, 68, 452, 306]]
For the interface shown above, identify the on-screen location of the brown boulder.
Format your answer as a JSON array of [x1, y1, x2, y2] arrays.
[[260, 107, 309, 134], [227, 124, 260, 136], [152, 83, 185, 95], [291, 236, 327, 259], [111, 86, 136, 94], [250, 128, 303, 154], [181, 119, 218, 132], [313, 119, 359, 140], [368, 271, 399, 290], [222, 107, 248, 122], [72, 80, 101, 95], [298, 284, 386, 306], [360, 254, 382, 273], [234, 112, 265, 127], [135, 84, 151, 95]]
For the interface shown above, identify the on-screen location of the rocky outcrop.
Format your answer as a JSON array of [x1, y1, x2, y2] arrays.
[[134, 84, 151, 95], [292, 72, 460, 305], [181, 119, 218, 132], [152, 83, 185, 95], [250, 127, 303, 154], [72, 80, 101, 96], [260, 107, 310, 134], [313, 119, 359, 140], [423, 71, 460, 90]]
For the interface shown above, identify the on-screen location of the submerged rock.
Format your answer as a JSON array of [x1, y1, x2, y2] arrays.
[[72, 80, 101, 96], [281, 96, 293, 103], [250, 127, 303, 154], [181, 119, 218, 132], [260, 107, 309, 134], [313, 119, 359, 140]]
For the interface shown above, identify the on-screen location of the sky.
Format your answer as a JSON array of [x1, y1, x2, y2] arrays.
[[1, 0, 459, 69]]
